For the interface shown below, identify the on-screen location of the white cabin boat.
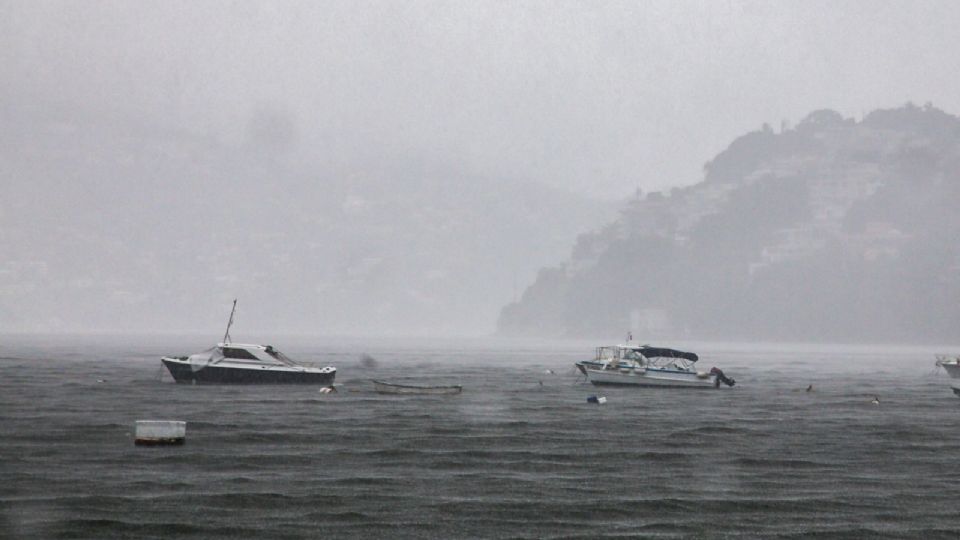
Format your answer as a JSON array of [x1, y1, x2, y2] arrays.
[[576, 345, 735, 389], [160, 300, 336, 385], [162, 343, 336, 385]]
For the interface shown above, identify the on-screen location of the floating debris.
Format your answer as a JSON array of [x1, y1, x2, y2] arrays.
[[586, 395, 607, 404], [871, 396, 880, 405], [135, 420, 186, 446], [806, 384, 813, 392], [320, 386, 338, 394], [372, 380, 462, 395]]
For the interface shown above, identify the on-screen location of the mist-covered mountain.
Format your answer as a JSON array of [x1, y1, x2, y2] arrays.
[[499, 104, 960, 343], [0, 109, 602, 335]]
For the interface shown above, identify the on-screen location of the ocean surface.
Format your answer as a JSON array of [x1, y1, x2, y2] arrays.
[[2, 336, 960, 539]]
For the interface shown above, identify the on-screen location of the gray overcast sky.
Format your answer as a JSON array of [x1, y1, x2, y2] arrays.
[[4, 0, 960, 199]]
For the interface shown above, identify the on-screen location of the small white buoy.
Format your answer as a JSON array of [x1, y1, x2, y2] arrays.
[[135, 420, 186, 446], [544, 369, 555, 375], [96, 379, 106, 383], [871, 396, 880, 405]]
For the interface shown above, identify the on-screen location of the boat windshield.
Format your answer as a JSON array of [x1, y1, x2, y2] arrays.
[[596, 347, 619, 361], [264, 346, 299, 366], [595, 346, 644, 365]]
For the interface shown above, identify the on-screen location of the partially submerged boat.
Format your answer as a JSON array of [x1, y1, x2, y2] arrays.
[[576, 344, 735, 389], [934, 355, 960, 397], [372, 380, 462, 395], [935, 355, 960, 378], [161, 301, 336, 385]]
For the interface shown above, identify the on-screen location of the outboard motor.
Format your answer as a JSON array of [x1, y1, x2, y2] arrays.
[[710, 367, 736, 388]]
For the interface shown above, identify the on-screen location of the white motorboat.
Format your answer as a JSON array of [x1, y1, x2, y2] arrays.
[[576, 344, 735, 389], [161, 300, 336, 385], [162, 342, 336, 385]]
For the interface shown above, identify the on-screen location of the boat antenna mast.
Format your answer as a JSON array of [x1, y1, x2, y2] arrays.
[[222, 299, 237, 344]]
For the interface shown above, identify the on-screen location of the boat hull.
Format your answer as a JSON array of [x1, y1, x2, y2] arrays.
[[941, 364, 960, 379], [935, 355, 960, 378], [162, 358, 336, 385], [578, 363, 718, 389], [372, 380, 462, 395]]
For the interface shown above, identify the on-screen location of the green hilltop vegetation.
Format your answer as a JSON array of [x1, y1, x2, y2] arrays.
[[498, 104, 960, 343]]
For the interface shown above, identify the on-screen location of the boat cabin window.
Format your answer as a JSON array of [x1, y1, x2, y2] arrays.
[[221, 347, 260, 360]]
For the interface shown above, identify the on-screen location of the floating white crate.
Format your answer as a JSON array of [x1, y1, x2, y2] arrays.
[[135, 420, 186, 446]]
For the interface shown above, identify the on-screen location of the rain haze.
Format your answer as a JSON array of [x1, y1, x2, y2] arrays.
[[6, 3, 960, 539], [3, 0, 960, 340]]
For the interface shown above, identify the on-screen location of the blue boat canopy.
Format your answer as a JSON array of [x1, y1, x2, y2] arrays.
[[635, 346, 699, 362]]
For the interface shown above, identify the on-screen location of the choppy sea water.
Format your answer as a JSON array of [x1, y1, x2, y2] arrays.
[[2, 336, 960, 539]]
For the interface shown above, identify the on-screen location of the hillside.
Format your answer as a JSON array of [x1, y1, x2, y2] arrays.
[[0, 110, 602, 335], [498, 104, 960, 343]]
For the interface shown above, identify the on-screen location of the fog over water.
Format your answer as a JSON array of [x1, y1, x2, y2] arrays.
[[3, 1, 960, 337], [5, 5, 960, 538]]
